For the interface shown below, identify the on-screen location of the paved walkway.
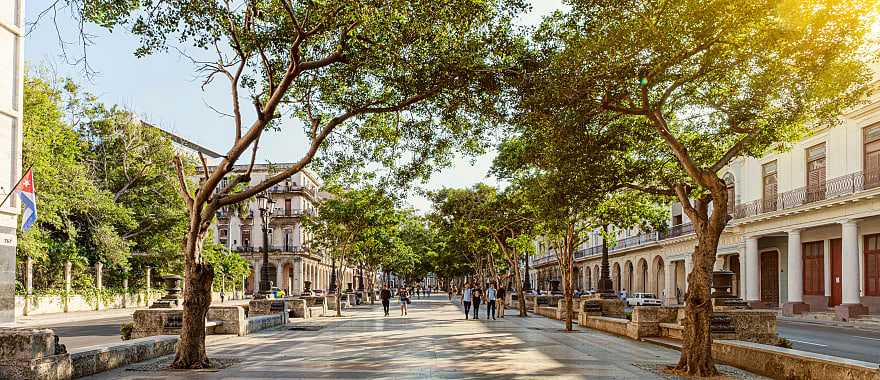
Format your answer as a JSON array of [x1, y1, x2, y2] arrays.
[[87, 296, 720, 379]]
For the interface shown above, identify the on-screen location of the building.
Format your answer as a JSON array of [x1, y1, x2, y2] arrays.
[[533, 67, 880, 319], [0, 0, 24, 324], [207, 164, 360, 296]]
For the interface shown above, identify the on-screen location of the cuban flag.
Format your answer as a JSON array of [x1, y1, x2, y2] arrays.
[[16, 168, 37, 232]]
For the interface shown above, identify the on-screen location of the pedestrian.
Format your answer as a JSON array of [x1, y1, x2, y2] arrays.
[[219, 290, 225, 303], [486, 282, 497, 320], [427, 286, 432, 298], [380, 284, 392, 316], [462, 283, 473, 319], [398, 286, 409, 316], [620, 288, 628, 301], [496, 285, 506, 319], [472, 285, 483, 320]]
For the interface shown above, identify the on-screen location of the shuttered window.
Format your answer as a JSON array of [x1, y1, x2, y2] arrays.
[[865, 234, 880, 296], [865, 124, 880, 189], [763, 161, 778, 212], [803, 241, 824, 296], [806, 144, 826, 203]]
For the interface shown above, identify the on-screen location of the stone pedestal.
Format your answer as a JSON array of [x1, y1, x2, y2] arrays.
[[131, 309, 183, 339], [149, 275, 183, 309], [206, 306, 247, 336], [579, 296, 625, 318], [326, 294, 340, 311], [0, 328, 72, 380], [835, 303, 869, 321], [782, 301, 810, 316], [0, 225, 15, 324]]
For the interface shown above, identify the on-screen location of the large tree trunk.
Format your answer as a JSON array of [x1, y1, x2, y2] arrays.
[[335, 264, 343, 317], [510, 256, 528, 317], [172, 224, 214, 369], [674, 185, 727, 377]]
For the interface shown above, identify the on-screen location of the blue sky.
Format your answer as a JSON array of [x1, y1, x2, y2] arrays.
[[23, 1, 564, 212]]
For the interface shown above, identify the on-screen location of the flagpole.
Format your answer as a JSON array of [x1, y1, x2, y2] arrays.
[[0, 165, 32, 209]]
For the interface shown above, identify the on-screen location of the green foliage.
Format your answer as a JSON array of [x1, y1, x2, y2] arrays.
[[120, 322, 134, 341], [19, 73, 189, 291], [203, 234, 251, 292]]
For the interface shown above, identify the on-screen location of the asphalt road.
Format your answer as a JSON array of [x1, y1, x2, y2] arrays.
[[777, 320, 880, 364], [41, 316, 131, 350]]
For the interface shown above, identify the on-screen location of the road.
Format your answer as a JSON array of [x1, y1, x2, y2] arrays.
[[777, 319, 880, 364], [43, 316, 132, 350]]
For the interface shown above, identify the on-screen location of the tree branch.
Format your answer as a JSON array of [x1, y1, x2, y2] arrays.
[[173, 156, 194, 209]]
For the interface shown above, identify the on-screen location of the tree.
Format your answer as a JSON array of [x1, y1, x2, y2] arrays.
[[535, 0, 877, 374], [84, 0, 527, 367]]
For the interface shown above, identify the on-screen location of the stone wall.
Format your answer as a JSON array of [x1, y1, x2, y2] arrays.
[[15, 292, 163, 316], [0, 328, 72, 380], [726, 309, 778, 345], [206, 306, 247, 336], [70, 335, 177, 379], [131, 309, 183, 339], [579, 316, 629, 337], [246, 314, 283, 334], [712, 339, 880, 380]]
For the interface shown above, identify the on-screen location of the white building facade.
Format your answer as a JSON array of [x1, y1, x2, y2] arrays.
[[533, 69, 880, 320], [207, 164, 359, 296]]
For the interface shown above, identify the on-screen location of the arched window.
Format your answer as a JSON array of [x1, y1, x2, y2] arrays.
[[723, 173, 736, 214]]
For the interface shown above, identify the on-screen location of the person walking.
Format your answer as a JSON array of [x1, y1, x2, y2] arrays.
[[496, 285, 506, 319], [486, 282, 497, 320], [380, 284, 392, 316], [398, 286, 409, 316], [462, 283, 473, 319], [472, 285, 483, 320], [427, 286, 432, 298]]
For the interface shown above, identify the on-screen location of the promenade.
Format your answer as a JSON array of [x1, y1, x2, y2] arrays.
[[86, 296, 763, 379]]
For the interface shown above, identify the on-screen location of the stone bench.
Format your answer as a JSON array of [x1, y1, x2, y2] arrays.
[[246, 314, 284, 335], [658, 322, 683, 340], [70, 335, 178, 379], [712, 339, 880, 380]]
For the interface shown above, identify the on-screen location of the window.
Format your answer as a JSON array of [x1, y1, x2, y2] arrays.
[[242, 229, 251, 247], [865, 234, 880, 296], [865, 124, 880, 189], [803, 241, 824, 296], [723, 173, 735, 214], [672, 214, 683, 226], [762, 161, 778, 212], [806, 144, 826, 203]]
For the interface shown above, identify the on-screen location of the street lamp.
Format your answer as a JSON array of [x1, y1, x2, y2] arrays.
[[329, 257, 338, 294], [255, 191, 276, 299]]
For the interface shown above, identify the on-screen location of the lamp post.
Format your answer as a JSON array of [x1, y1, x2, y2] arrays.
[[255, 191, 276, 299], [329, 257, 338, 294], [522, 252, 531, 292]]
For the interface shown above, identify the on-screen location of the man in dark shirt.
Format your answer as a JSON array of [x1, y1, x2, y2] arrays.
[[380, 284, 393, 316]]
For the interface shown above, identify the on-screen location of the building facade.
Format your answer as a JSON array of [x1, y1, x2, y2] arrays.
[[533, 68, 880, 319], [207, 164, 359, 296]]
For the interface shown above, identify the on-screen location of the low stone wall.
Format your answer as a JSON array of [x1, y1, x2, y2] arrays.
[[70, 335, 177, 379], [556, 299, 580, 321], [658, 322, 683, 340], [580, 316, 629, 337], [246, 314, 284, 334], [131, 309, 183, 339], [712, 340, 880, 380], [726, 309, 777, 345], [535, 306, 558, 320], [207, 306, 246, 336], [15, 292, 163, 316]]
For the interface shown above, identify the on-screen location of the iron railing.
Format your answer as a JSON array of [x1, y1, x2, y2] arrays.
[[734, 171, 879, 219]]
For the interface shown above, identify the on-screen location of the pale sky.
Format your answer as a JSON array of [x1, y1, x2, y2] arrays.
[[23, 1, 566, 212]]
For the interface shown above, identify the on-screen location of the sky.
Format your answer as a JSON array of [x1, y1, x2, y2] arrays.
[[23, 1, 564, 212]]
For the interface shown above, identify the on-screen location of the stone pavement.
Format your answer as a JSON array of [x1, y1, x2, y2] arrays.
[[85, 296, 749, 379]]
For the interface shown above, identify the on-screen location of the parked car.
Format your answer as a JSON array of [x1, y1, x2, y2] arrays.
[[626, 292, 662, 306]]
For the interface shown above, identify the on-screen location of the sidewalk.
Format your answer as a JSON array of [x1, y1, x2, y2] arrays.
[[85, 296, 764, 379]]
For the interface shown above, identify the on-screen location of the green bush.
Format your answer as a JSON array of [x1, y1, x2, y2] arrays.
[[120, 322, 133, 340], [776, 336, 793, 349]]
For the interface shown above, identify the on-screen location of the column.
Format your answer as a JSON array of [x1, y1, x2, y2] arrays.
[[146, 266, 152, 299], [64, 261, 72, 312], [253, 261, 261, 294], [664, 259, 675, 305], [275, 261, 284, 290], [122, 273, 129, 308], [713, 255, 724, 271], [683, 257, 693, 293], [23, 256, 32, 316], [95, 262, 103, 310], [837, 220, 867, 319], [823, 239, 831, 299], [784, 229, 808, 314], [745, 236, 760, 304], [292, 258, 303, 295]]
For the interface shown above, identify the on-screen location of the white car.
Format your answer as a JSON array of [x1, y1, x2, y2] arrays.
[[626, 292, 662, 306]]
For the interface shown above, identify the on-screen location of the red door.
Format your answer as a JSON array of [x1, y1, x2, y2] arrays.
[[831, 238, 842, 307]]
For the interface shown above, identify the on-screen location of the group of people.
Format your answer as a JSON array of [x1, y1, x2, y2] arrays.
[[459, 282, 506, 320], [377, 284, 438, 317]]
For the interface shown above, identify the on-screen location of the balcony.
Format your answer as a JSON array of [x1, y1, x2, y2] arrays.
[[272, 209, 312, 218], [734, 171, 880, 220], [268, 184, 318, 199], [234, 245, 309, 254]]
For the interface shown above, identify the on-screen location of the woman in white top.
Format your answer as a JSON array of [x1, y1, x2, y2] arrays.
[[461, 284, 473, 319]]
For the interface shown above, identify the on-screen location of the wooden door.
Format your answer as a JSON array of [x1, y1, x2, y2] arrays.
[[865, 124, 880, 189], [760, 251, 779, 305], [831, 238, 842, 307]]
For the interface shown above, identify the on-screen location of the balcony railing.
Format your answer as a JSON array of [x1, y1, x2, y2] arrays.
[[734, 171, 879, 219], [268, 184, 318, 198], [272, 209, 312, 218], [235, 245, 309, 253]]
